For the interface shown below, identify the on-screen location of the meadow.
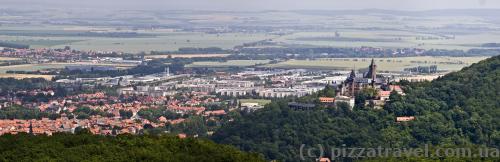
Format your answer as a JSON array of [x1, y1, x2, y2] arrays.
[[0, 62, 137, 74], [263, 56, 490, 72], [276, 30, 500, 50], [0, 25, 273, 53], [2, 11, 500, 53], [239, 99, 272, 106], [0, 74, 54, 80]]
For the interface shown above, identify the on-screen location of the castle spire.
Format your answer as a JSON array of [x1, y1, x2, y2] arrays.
[[349, 68, 356, 78]]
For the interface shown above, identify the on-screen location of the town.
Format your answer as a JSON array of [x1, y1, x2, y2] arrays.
[[0, 46, 432, 137]]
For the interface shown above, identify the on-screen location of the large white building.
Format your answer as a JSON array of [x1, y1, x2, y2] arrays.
[[216, 88, 255, 97], [216, 80, 254, 88], [257, 87, 322, 98]]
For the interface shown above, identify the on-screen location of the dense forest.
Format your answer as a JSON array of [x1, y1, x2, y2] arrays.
[[212, 55, 500, 161], [0, 132, 264, 161], [0, 78, 51, 92], [0, 105, 56, 120]]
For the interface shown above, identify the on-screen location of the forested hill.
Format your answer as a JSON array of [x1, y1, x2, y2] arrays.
[[419, 54, 499, 113], [212, 55, 500, 161], [0, 133, 264, 161]]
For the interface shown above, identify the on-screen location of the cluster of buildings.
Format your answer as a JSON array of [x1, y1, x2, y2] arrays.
[[0, 84, 228, 136], [173, 70, 327, 98], [0, 47, 143, 75], [0, 44, 435, 137], [0, 116, 154, 136], [286, 59, 406, 110], [57, 69, 189, 88]]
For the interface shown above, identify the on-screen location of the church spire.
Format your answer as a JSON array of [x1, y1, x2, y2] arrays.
[[29, 121, 33, 135]]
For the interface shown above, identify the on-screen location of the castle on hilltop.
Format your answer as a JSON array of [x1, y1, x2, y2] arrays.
[[339, 58, 387, 97]]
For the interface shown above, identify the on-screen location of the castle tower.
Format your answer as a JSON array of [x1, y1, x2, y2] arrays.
[[365, 58, 377, 86]]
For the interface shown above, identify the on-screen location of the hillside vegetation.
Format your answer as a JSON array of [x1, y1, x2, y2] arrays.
[[0, 133, 264, 162], [212, 55, 500, 161]]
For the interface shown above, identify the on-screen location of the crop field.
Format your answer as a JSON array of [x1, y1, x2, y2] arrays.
[[145, 54, 230, 59], [0, 74, 54, 80], [0, 25, 273, 53], [3, 39, 84, 47], [52, 32, 271, 53], [274, 30, 500, 50], [0, 57, 22, 61], [2, 11, 500, 52], [239, 99, 272, 106], [186, 60, 271, 67], [0, 62, 137, 74], [264, 56, 490, 72]]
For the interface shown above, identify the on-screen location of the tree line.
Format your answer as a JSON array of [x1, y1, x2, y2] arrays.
[[0, 132, 264, 161]]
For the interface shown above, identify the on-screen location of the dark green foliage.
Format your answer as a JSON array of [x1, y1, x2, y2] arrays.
[[137, 108, 181, 122], [318, 84, 336, 97], [119, 110, 133, 119], [213, 100, 392, 161], [212, 55, 500, 161], [0, 133, 264, 162], [0, 78, 51, 93], [170, 116, 208, 136], [0, 105, 51, 120], [73, 107, 114, 119]]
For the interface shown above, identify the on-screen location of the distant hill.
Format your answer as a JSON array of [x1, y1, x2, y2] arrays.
[[0, 133, 264, 161], [212, 55, 500, 161], [0, 41, 29, 49]]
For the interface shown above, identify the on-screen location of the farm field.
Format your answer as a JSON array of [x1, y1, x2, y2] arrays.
[[239, 99, 272, 106], [51, 32, 271, 53], [0, 62, 137, 74], [0, 74, 54, 80], [0, 57, 22, 61], [186, 60, 271, 67], [263, 56, 490, 72], [2, 11, 500, 53], [0, 25, 273, 53], [274, 30, 500, 50]]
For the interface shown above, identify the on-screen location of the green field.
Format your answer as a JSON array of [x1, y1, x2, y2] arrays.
[[239, 99, 272, 106], [0, 62, 136, 74], [2, 39, 84, 47], [0, 25, 273, 53], [263, 56, 490, 72], [2, 11, 500, 53], [273, 30, 500, 50], [186, 60, 271, 67]]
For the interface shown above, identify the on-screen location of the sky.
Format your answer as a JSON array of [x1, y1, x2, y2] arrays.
[[0, 0, 499, 11]]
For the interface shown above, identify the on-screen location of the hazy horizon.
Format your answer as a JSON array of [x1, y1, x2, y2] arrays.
[[0, 0, 499, 11]]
